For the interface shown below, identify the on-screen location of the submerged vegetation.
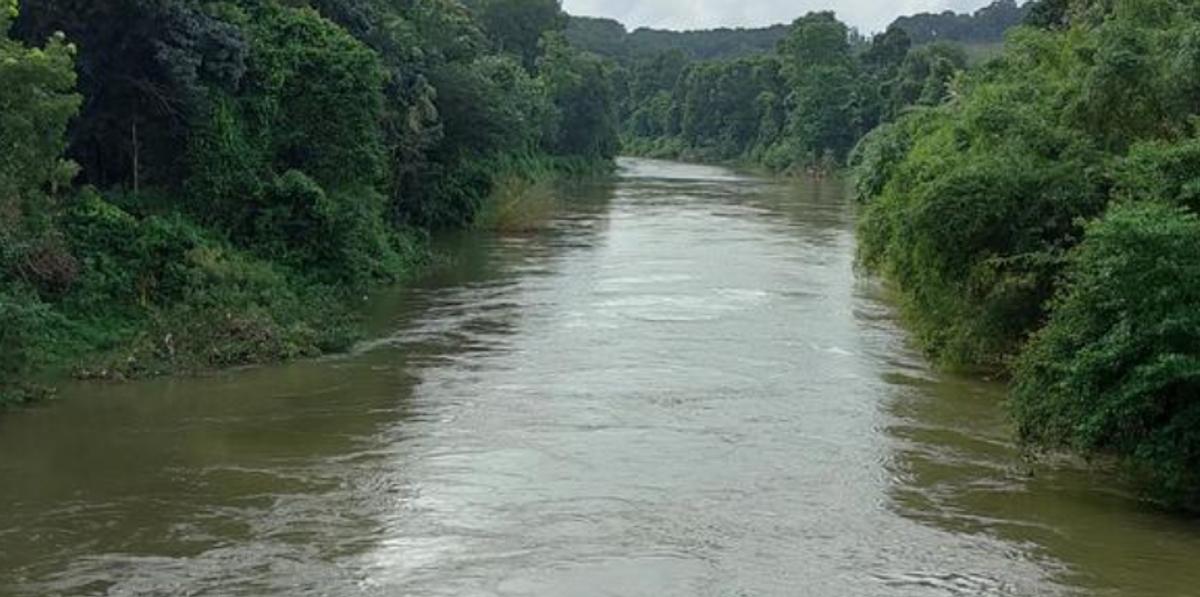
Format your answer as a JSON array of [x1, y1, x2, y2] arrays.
[[856, 0, 1200, 508], [0, 0, 619, 404]]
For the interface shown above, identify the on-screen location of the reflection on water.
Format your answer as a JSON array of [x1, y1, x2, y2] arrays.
[[0, 158, 1198, 596]]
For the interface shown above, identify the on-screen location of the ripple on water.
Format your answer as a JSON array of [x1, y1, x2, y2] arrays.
[[4, 158, 1200, 597]]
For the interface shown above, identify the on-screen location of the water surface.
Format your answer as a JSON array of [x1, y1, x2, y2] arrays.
[[1, 158, 1198, 596]]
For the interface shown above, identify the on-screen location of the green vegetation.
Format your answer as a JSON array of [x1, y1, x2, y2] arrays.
[[567, 1, 1030, 66], [892, 0, 1030, 45], [610, 13, 969, 173], [566, 16, 790, 62], [1012, 203, 1200, 506], [6, 0, 1197, 514], [565, 1, 1029, 174], [0, 0, 619, 406], [856, 0, 1200, 507]]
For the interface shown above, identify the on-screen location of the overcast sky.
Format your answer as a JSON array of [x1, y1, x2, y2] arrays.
[[561, 0, 997, 34]]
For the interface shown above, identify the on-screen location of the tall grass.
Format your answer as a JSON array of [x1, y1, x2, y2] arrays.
[[474, 154, 613, 233], [476, 174, 560, 233]]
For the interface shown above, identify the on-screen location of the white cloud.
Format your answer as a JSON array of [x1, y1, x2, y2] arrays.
[[562, 0, 998, 34]]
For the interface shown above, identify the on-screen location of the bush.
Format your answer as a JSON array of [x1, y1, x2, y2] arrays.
[[1012, 202, 1200, 507], [0, 287, 52, 405], [1115, 135, 1200, 211], [63, 191, 211, 308], [855, 97, 1108, 368]]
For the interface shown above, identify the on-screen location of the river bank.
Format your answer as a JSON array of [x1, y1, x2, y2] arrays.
[[3, 158, 1199, 597], [2, 159, 612, 409]]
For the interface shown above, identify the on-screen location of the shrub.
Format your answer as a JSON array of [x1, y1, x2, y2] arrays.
[[1012, 202, 1200, 507], [0, 287, 52, 405]]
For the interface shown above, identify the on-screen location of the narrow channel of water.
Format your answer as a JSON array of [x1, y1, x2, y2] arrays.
[[1, 158, 1198, 596]]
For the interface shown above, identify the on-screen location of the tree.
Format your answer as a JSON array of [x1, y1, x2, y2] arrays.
[[862, 26, 912, 72], [1025, 0, 1070, 29], [185, 1, 398, 280], [15, 0, 245, 190], [891, 0, 1031, 44], [537, 32, 619, 158], [1, 1, 80, 216], [775, 12, 860, 164], [478, 0, 565, 71], [0, 0, 80, 402], [1012, 203, 1200, 507], [1, 0, 80, 285]]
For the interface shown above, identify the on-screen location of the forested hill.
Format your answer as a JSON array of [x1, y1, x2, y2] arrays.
[[565, 16, 789, 61], [567, 0, 1033, 62], [892, 0, 1031, 44]]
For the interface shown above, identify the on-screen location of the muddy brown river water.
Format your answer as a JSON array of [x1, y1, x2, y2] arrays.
[[1, 158, 1199, 596]]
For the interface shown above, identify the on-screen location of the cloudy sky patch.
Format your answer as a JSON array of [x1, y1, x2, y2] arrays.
[[562, 0, 998, 34]]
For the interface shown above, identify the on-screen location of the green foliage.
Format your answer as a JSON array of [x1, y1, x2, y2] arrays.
[[477, 0, 565, 71], [1, 0, 621, 405], [893, 0, 1031, 44], [537, 32, 620, 159], [1115, 135, 1200, 211], [184, 1, 402, 283], [242, 1, 386, 187], [0, 288, 52, 405], [1025, 0, 1071, 30], [475, 173, 558, 233], [59, 188, 386, 377], [0, 0, 80, 400], [856, 0, 1200, 506], [565, 16, 790, 63], [857, 0, 1200, 368], [1012, 203, 1200, 507], [856, 26, 1115, 366], [612, 8, 985, 171], [0, 24, 79, 209], [14, 0, 247, 188]]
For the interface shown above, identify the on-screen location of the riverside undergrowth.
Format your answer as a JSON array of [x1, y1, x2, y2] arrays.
[[854, 0, 1200, 509], [1, 0, 622, 406]]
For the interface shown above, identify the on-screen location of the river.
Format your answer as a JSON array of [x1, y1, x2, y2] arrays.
[[1, 158, 1198, 596]]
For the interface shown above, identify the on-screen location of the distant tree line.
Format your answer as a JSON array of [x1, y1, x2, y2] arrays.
[[608, 13, 968, 170], [892, 0, 1032, 44], [566, 16, 790, 62], [567, 1, 1033, 64]]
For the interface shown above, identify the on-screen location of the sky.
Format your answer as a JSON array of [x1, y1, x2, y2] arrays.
[[561, 0, 997, 34]]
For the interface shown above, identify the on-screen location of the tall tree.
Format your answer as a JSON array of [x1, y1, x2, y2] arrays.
[[0, 0, 80, 397], [15, 0, 245, 190], [777, 12, 860, 162], [478, 0, 565, 71]]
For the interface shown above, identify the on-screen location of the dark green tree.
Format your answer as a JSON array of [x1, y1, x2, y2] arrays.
[[15, 0, 246, 190], [538, 31, 619, 158], [0, 0, 80, 402], [775, 12, 860, 164], [478, 0, 565, 71], [1012, 203, 1200, 507]]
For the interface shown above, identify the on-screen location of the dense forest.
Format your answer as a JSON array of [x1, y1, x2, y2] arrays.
[[6, 0, 1200, 511], [857, 0, 1200, 508], [892, 0, 1031, 44], [566, 16, 790, 62], [0, 0, 619, 404], [566, 1, 1031, 64], [608, 13, 969, 170]]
